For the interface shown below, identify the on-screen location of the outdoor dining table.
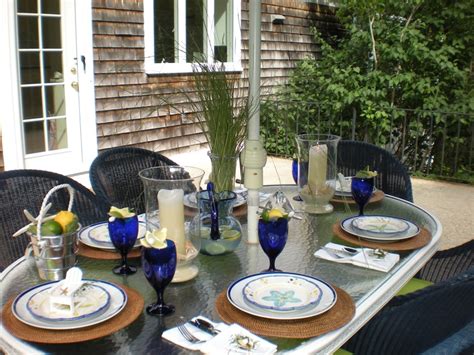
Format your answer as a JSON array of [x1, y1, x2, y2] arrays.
[[0, 185, 441, 354]]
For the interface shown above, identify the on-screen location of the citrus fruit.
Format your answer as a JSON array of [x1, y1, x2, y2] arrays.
[[205, 242, 226, 255], [143, 228, 167, 249], [200, 227, 211, 239], [41, 220, 63, 236], [221, 229, 240, 241], [268, 209, 284, 219], [108, 206, 135, 218], [54, 211, 79, 233]]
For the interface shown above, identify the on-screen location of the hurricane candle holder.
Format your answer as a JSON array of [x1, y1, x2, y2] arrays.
[[296, 134, 340, 214], [139, 166, 204, 283]]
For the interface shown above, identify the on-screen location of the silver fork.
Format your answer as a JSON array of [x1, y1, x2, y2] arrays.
[[322, 246, 355, 259], [177, 324, 205, 344]]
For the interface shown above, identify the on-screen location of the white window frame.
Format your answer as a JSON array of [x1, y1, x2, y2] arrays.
[[144, 0, 242, 74]]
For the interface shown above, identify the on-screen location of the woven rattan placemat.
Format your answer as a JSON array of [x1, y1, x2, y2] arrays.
[[215, 286, 354, 339], [331, 190, 384, 204], [2, 284, 143, 344], [78, 242, 141, 259], [333, 223, 431, 251]]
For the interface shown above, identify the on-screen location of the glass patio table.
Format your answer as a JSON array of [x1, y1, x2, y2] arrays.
[[0, 185, 441, 354]]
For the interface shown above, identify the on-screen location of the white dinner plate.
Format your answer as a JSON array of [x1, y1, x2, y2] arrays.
[[78, 221, 145, 250], [341, 216, 420, 242], [27, 283, 110, 322], [183, 192, 247, 209], [243, 274, 323, 312], [351, 216, 409, 235], [227, 272, 337, 320], [13, 280, 127, 330]]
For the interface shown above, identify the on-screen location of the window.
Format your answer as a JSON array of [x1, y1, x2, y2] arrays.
[[144, 0, 241, 74]]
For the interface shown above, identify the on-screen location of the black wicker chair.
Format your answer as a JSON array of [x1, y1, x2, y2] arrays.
[[0, 169, 109, 270], [89, 147, 178, 215], [337, 140, 413, 202], [343, 267, 474, 355]]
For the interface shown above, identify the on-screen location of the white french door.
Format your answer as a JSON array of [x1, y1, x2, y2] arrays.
[[1, 0, 97, 178]]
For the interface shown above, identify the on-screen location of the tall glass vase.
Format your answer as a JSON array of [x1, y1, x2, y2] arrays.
[[296, 134, 340, 214], [207, 152, 238, 193], [139, 166, 204, 283]]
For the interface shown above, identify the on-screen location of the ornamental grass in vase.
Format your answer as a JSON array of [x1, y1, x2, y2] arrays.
[[188, 62, 254, 192]]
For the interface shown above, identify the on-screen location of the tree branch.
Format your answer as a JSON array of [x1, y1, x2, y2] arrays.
[[369, 16, 378, 70]]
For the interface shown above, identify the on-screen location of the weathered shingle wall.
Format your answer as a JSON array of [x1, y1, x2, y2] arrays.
[[91, 0, 339, 155]]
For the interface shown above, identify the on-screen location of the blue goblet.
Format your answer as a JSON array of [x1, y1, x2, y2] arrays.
[[351, 177, 375, 216], [108, 215, 139, 275], [258, 218, 289, 272], [142, 240, 177, 316]]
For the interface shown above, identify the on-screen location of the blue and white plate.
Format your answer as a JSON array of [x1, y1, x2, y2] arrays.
[[227, 272, 337, 320], [243, 274, 322, 312], [12, 280, 127, 330], [26, 283, 110, 322], [341, 216, 420, 242], [351, 216, 410, 235], [78, 221, 145, 250]]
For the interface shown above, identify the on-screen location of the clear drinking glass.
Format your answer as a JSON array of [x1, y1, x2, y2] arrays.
[[258, 218, 289, 272], [351, 177, 375, 216], [142, 240, 177, 316], [108, 215, 139, 275], [296, 134, 340, 214], [139, 166, 204, 283]]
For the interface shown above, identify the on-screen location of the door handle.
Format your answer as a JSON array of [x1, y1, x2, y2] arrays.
[[71, 81, 79, 91]]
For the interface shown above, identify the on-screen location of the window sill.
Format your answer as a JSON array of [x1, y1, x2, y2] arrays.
[[144, 62, 243, 75]]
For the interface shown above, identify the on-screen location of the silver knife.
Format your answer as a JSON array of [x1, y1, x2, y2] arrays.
[[188, 318, 220, 336]]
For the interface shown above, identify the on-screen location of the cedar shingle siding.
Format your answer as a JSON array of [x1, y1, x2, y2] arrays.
[[91, 0, 339, 156]]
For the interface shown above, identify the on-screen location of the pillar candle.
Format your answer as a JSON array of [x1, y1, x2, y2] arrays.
[[158, 189, 186, 255], [308, 144, 328, 192]]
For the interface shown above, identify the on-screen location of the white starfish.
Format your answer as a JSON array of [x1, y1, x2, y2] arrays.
[[12, 203, 55, 238]]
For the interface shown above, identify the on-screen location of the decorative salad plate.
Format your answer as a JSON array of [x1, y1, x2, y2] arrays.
[[12, 280, 127, 330], [341, 216, 420, 242], [227, 272, 337, 320], [78, 221, 145, 250], [26, 283, 110, 322], [242, 274, 322, 312], [351, 216, 410, 235]]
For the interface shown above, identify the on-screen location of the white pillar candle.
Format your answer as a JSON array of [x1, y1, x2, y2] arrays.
[[308, 144, 328, 192], [157, 189, 186, 255]]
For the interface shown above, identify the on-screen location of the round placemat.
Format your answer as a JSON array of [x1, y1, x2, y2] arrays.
[[332, 223, 431, 251], [2, 283, 144, 344], [215, 285, 354, 339], [331, 190, 384, 204], [78, 242, 141, 259]]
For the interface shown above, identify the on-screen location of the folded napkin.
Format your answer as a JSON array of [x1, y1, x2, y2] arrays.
[[314, 243, 400, 272], [162, 316, 229, 351], [200, 324, 277, 355]]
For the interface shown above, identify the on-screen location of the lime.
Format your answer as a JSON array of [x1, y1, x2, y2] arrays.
[[355, 166, 378, 178], [221, 229, 240, 241], [41, 220, 63, 236], [200, 227, 211, 239], [205, 242, 227, 255]]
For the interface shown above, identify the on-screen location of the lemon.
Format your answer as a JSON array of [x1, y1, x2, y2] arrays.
[[355, 166, 378, 178], [54, 211, 79, 234], [143, 228, 167, 249], [108, 206, 135, 219], [268, 209, 284, 219], [200, 227, 211, 239], [205, 242, 227, 255], [222, 229, 240, 241]]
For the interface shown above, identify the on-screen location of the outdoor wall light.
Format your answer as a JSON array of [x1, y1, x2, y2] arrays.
[[271, 14, 286, 25]]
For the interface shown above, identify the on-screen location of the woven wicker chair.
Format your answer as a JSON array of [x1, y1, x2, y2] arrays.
[[337, 140, 413, 202], [0, 169, 109, 270], [89, 147, 178, 215], [343, 267, 474, 354]]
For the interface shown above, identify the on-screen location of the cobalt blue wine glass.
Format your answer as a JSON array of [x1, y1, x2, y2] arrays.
[[258, 218, 289, 272], [108, 215, 139, 275], [351, 177, 375, 216], [142, 240, 177, 316]]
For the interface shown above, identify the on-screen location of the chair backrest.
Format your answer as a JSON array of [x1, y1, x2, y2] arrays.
[[89, 147, 178, 214], [337, 140, 413, 201], [0, 169, 109, 270], [344, 267, 474, 354]]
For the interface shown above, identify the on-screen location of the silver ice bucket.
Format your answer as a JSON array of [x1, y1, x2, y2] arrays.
[[27, 225, 80, 281]]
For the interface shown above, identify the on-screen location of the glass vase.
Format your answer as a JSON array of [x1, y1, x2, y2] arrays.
[[296, 134, 340, 214], [193, 190, 242, 256], [139, 166, 204, 282], [207, 152, 238, 193]]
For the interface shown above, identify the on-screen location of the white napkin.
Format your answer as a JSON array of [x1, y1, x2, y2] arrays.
[[200, 324, 277, 355], [162, 316, 229, 351], [314, 242, 400, 272]]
